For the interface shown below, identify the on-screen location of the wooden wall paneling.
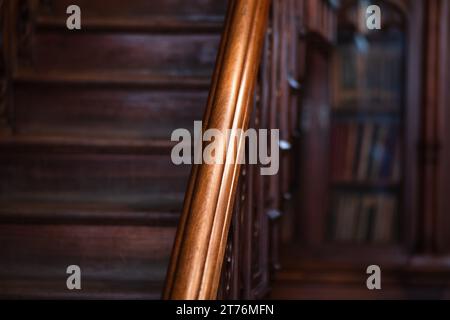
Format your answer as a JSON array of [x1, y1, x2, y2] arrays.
[[280, 0, 299, 245], [0, 0, 10, 133], [437, 0, 450, 254], [269, 0, 292, 270], [280, 0, 291, 197], [403, 0, 424, 253], [305, 0, 319, 33], [258, 11, 275, 291], [259, 19, 272, 269], [419, 0, 444, 254], [287, 0, 300, 137], [304, 0, 336, 42], [266, 0, 282, 273], [291, 1, 308, 241], [245, 53, 270, 299], [283, 0, 300, 211], [292, 108, 306, 241], [297, 35, 332, 246], [268, 0, 281, 212]]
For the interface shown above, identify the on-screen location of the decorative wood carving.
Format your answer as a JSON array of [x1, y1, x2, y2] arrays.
[[218, 168, 244, 299], [218, 0, 304, 299]]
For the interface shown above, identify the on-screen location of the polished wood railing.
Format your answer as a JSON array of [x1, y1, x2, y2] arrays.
[[163, 0, 271, 300]]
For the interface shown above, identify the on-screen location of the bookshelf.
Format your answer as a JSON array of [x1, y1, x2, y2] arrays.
[[293, 0, 414, 253], [275, 0, 450, 299], [327, 4, 405, 247]]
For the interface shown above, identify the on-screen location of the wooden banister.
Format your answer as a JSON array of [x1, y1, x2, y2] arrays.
[[163, 0, 271, 300]]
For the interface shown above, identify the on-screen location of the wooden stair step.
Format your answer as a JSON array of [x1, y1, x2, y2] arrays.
[[0, 0, 228, 300], [0, 149, 190, 205], [0, 134, 177, 155], [14, 68, 212, 89], [0, 198, 183, 226], [0, 224, 177, 264], [24, 32, 220, 76], [0, 223, 176, 299], [13, 84, 207, 140], [0, 278, 163, 300]]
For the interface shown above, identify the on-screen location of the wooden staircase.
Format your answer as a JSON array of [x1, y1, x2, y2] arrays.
[[0, 0, 226, 299]]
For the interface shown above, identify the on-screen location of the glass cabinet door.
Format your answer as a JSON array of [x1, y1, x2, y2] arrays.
[[328, 1, 406, 246]]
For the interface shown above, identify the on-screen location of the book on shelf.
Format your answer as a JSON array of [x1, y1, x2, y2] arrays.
[[355, 196, 374, 243], [329, 193, 398, 244], [330, 123, 401, 183], [357, 123, 375, 181], [332, 42, 402, 112]]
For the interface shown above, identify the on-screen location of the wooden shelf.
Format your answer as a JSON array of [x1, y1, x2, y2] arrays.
[[331, 110, 402, 123], [331, 180, 401, 191]]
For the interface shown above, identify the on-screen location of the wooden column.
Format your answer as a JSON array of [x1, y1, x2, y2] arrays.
[[420, 0, 449, 254]]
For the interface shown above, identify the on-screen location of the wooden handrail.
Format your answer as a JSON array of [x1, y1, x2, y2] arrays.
[[163, 0, 271, 300]]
